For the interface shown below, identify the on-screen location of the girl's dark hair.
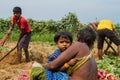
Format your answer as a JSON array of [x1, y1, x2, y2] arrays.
[[54, 31, 73, 43], [77, 26, 96, 49], [13, 6, 22, 14]]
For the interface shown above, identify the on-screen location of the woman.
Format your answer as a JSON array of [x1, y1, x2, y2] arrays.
[[44, 26, 98, 80]]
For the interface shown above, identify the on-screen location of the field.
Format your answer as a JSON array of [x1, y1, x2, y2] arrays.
[[0, 42, 56, 80], [0, 12, 120, 80], [0, 41, 119, 80]]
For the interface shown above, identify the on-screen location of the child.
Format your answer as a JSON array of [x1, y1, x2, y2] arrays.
[[1, 6, 32, 63], [30, 31, 77, 80], [46, 31, 77, 80], [44, 27, 98, 80]]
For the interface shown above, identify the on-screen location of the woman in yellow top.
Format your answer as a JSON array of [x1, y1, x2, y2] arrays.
[[97, 19, 120, 60]]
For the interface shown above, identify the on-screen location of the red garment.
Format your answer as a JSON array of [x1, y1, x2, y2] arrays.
[[12, 16, 31, 33]]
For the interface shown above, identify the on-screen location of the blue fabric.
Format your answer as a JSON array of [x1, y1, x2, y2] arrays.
[[52, 72, 69, 80], [46, 49, 69, 80], [47, 49, 61, 63]]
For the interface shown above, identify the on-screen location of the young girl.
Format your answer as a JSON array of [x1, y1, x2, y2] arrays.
[[46, 31, 77, 80]]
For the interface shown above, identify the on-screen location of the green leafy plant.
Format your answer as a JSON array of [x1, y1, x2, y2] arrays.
[[96, 54, 120, 79]]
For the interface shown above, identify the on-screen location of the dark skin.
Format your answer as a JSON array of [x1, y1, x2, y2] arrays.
[[6, 12, 30, 63], [52, 57, 78, 72], [44, 41, 98, 80], [17, 14, 30, 63]]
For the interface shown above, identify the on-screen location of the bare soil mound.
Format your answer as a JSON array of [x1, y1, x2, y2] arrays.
[[0, 42, 55, 80]]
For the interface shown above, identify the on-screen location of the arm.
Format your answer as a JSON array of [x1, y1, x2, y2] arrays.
[[18, 29, 25, 42], [90, 22, 98, 31], [43, 42, 80, 70], [0, 24, 14, 46], [58, 58, 78, 71]]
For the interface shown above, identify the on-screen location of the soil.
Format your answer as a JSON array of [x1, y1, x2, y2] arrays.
[[0, 41, 117, 80], [0, 42, 55, 80]]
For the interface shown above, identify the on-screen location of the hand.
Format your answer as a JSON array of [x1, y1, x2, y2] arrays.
[[0, 32, 11, 46], [0, 40, 5, 46], [67, 58, 78, 66]]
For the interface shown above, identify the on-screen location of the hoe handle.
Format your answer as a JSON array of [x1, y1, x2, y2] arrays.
[[0, 46, 17, 61]]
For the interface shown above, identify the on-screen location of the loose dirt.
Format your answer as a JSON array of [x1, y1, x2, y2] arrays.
[[0, 42, 55, 80]]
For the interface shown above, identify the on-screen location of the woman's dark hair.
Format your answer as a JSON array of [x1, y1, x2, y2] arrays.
[[54, 31, 73, 43], [13, 6, 22, 14], [77, 26, 96, 49]]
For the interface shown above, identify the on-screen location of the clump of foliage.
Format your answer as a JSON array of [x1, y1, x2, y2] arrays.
[[1, 12, 120, 42], [0, 12, 84, 42], [96, 54, 120, 79]]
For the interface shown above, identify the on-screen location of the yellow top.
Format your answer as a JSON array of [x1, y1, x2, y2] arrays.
[[97, 20, 115, 30]]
